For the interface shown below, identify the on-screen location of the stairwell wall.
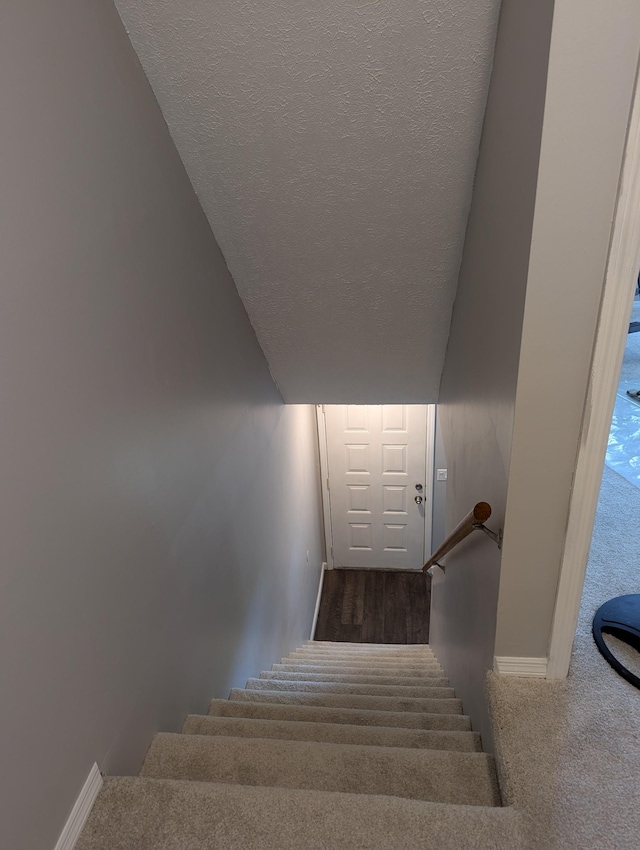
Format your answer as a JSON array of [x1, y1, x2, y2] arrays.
[[495, 0, 640, 661], [0, 4, 324, 850], [433, 0, 640, 748], [430, 0, 555, 749]]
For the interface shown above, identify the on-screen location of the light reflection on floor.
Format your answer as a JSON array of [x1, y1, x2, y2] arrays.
[[606, 392, 640, 488], [605, 300, 640, 491]]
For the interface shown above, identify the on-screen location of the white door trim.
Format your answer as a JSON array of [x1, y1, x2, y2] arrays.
[[547, 58, 640, 680], [316, 405, 334, 568], [423, 404, 436, 564]]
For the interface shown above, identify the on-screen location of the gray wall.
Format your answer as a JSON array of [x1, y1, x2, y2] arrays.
[[433, 0, 640, 745], [495, 0, 640, 658], [430, 0, 555, 749], [0, 5, 324, 849]]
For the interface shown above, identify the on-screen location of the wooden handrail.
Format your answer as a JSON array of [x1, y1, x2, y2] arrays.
[[423, 502, 492, 572]]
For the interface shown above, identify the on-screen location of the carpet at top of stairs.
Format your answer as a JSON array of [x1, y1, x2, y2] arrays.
[[77, 641, 522, 849]]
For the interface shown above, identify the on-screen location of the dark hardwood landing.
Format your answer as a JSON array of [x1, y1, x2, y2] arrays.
[[314, 569, 431, 644]]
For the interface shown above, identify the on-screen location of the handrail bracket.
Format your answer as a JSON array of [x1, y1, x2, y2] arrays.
[[473, 523, 503, 550]]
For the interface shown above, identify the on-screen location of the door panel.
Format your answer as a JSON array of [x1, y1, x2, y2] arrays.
[[323, 404, 431, 569]]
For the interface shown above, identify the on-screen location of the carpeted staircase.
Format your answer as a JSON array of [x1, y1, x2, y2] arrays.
[[77, 641, 522, 849]]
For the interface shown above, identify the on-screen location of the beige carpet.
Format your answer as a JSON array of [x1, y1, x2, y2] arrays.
[[76, 468, 639, 848], [488, 464, 640, 849], [77, 642, 518, 849]]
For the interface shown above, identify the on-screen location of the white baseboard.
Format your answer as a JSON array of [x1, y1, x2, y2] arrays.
[[53, 763, 103, 850], [494, 656, 548, 678], [310, 562, 328, 640]]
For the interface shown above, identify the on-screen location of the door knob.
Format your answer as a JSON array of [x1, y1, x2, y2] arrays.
[[415, 495, 423, 505]]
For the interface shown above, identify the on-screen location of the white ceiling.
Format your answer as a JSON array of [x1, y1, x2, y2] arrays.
[[115, 0, 500, 402]]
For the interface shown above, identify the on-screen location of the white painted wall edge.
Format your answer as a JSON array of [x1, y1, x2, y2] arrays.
[[310, 562, 328, 640], [53, 763, 103, 850], [547, 55, 640, 681], [316, 406, 334, 568], [494, 657, 548, 678]]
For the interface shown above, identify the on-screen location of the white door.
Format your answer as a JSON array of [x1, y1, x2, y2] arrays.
[[321, 405, 432, 569]]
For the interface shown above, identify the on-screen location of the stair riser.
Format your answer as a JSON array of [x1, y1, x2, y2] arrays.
[[285, 651, 437, 660], [182, 715, 481, 751], [76, 642, 504, 850], [296, 647, 435, 655], [303, 640, 432, 652], [272, 663, 444, 677], [208, 699, 471, 731], [260, 671, 451, 687], [287, 652, 435, 662], [246, 679, 455, 699], [141, 733, 501, 807], [280, 659, 442, 671], [77, 778, 521, 850], [229, 689, 462, 715]]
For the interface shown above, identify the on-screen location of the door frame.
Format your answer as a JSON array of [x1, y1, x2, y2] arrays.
[[316, 404, 435, 571], [547, 59, 640, 679]]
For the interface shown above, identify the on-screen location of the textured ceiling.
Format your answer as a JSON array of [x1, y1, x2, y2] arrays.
[[115, 0, 500, 402]]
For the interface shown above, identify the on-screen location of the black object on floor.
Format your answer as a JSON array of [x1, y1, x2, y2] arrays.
[[314, 569, 431, 644], [592, 594, 640, 689]]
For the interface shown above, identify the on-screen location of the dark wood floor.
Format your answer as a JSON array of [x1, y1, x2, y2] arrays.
[[314, 569, 431, 644]]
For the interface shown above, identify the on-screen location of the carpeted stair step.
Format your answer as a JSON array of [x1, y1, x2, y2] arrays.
[[260, 670, 450, 687], [305, 641, 432, 648], [245, 678, 456, 698], [281, 658, 440, 670], [208, 698, 471, 730], [182, 714, 482, 751], [293, 646, 435, 656], [229, 688, 462, 714], [272, 662, 445, 677], [278, 659, 442, 672], [292, 653, 436, 662], [285, 652, 436, 659], [281, 653, 440, 665], [76, 641, 505, 850], [140, 733, 501, 806], [296, 644, 432, 649], [285, 651, 436, 663], [76, 777, 522, 850]]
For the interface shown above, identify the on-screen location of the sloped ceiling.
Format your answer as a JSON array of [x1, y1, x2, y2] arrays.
[[115, 0, 500, 402]]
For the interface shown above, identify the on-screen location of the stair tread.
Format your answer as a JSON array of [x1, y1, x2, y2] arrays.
[[260, 671, 451, 686], [77, 642, 503, 850], [208, 698, 471, 730], [272, 663, 445, 676], [230, 688, 463, 714], [140, 732, 501, 807], [286, 652, 436, 662], [303, 640, 433, 651], [280, 658, 442, 670], [76, 777, 522, 850], [291, 655, 437, 663], [246, 678, 455, 698], [183, 714, 482, 751]]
